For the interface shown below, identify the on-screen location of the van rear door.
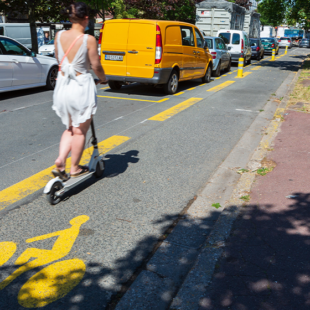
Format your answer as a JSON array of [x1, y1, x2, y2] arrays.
[[101, 21, 129, 76], [126, 22, 156, 79]]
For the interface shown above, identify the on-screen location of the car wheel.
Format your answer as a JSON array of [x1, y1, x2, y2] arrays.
[[276, 49, 279, 55], [261, 52, 264, 59], [212, 62, 221, 77], [247, 57, 251, 65], [202, 65, 212, 83], [164, 70, 179, 94], [108, 80, 122, 90], [257, 53, 261, 61], [46, 66, 58, 90], [224, 59, 231, 73]]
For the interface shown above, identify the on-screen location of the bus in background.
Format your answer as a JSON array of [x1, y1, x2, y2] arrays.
[[284, 28, 305, 45]]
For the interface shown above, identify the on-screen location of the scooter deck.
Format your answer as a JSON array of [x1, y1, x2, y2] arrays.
[[63, 171, 94, 189]]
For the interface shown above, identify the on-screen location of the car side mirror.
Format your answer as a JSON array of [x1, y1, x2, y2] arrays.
[[30, 51, 36, 57], [227, 46, 232, 50]]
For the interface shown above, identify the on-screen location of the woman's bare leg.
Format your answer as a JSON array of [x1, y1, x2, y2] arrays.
[[70, 118, 92, 174], [55, 127, 73, 171]]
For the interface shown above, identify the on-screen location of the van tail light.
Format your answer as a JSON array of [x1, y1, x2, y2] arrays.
[[278, 40, 281, 42], [256, 46, 260, 51], [98, 23, 104, 60], [288, 40, 291, 43], [155, 25, 162, 64], [271, 43, 275, 48], [241, 39, 244, 54], [211, 51, 217, 59]]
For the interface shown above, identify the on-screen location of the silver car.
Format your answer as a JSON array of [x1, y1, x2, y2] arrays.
[[278, 37, 293, 49], [204, 36, 231, 77]]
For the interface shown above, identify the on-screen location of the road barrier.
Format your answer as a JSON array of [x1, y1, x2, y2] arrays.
[[285, 46, 288, 55], [237, 58, 244, 78], [271, 49, 275, 61]]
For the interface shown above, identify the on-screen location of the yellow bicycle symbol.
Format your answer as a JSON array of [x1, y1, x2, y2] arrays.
[[0, 215, 89, 308]]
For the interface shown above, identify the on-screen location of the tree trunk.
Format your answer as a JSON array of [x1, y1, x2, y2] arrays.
[[30, 20, 38, 54]]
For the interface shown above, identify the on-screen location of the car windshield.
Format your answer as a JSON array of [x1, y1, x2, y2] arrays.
[[280, 37, 289, 40], [218, 33, 230, 44], [302, 39, 308, 41], [250, 39, 258, 46], [47, 39, 54, 45], [261, 38, 274, 43], [204, 38, 213, 49]]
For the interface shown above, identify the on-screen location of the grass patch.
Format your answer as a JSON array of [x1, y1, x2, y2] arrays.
[[259, 109, 264, 112], [240, 195, 250, 202], [288, 57, 310, 107], [212, 203, 222, 209], [257, 167, 272, 176], [237, 168, 249, 174]]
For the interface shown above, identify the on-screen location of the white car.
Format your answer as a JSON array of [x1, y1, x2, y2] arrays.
[[0, 35, 58, 93], [278, 37, 293, 49], [39, 39, 55, 57]]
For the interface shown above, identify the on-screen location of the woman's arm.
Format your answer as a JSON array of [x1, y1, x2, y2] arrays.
[[87, 35, 108, 83]]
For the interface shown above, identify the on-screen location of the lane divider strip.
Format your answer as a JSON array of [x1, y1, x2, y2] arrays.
[[149, 97, 203, 121], [207, 81, 235, 92], [0, 135, 130, 210], [235, 72, 252, 79], [97, 96, 169, 103]]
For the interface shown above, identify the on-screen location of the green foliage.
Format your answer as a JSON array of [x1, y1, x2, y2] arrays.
[[112, 0, 137, 19], [258, 0, 286, 26], [212, 203, 222, 209]]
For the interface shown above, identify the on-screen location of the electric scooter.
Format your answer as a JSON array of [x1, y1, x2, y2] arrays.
[[44, 119, 105, 205]]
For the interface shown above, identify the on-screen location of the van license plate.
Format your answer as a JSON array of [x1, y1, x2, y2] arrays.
[[105, 55, 123, 61]]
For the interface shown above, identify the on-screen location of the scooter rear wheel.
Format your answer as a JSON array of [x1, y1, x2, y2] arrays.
[[95, 160, 105, 178], [47, 181, 63, 205]]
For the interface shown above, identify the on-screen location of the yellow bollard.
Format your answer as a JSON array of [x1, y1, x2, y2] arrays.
[[285, 46, 288, 55], [237, 57, 244, 78], [271, 49, 275, 61]]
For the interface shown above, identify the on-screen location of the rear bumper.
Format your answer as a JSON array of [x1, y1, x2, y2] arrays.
[[230, 53, 251, 62], [251, 51, 259, 58], [106, 68, 172, 85]]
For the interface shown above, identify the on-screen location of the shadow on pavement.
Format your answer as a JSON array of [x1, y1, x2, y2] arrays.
[[1, 193, 309, 309], [0, 87, 50, 101]]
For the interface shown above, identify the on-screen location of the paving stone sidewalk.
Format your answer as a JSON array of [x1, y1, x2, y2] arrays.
[[198, 110, 310, 310]]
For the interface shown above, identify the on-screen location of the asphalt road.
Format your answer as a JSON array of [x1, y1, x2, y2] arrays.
[[0, 47, 308, 310]]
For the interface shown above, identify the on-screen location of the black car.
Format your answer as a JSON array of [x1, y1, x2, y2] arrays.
[[299, 38, 310, 48], [250, 38, 264, 60]]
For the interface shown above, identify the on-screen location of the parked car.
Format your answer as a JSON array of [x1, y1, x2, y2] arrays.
[[217, 30, 252, 65], [204, 36, 231, 77], [278, 37, 292, 49], [260, 37, 279, 55], [0, 36, 58, 92], [299, 38, 310, 48], [39, 39, 55, 57], [101, 19, 213, 94], [250, 38, 264, 60]]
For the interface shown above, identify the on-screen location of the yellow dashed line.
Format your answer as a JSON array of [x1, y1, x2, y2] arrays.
[[173, 92, 184, 96], [0, 136, 130, 210], [98, 96, 169, 103], [207, 81, 235, 92], [187, 87, 196, 90], [235, 72, 252, 79], [149, 97, 203, 121], [251, 66, 261, 71]]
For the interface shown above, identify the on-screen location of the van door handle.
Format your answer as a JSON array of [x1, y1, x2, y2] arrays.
[[128, 51, 138, 54], [193, 51, 196, 54], [12, 59, 19, 63], [196, 51, 200, 54]]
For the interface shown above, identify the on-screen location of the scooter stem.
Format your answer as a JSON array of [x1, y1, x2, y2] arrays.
[[90, 120, 98, 148]]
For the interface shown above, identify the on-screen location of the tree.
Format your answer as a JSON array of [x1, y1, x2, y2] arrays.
[[257, 0, 286, 26], [0, 0, 74, 53], [287, 0, 310, 32], [227, 0, 254, 10]]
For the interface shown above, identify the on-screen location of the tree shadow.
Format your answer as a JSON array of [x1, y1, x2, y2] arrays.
[[0, 87, 50, 101], [1, 193, 309, 309]]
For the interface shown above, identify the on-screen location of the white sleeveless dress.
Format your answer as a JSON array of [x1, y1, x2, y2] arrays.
[[52, 31, 97, 129]]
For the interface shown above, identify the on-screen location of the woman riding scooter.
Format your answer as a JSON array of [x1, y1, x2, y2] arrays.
[[52, 2, 108, 180]]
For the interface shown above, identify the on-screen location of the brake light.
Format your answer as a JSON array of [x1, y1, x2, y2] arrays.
[[256, 47, 260, 51], [278, 40, 281, 42], [211, 51, 217, 59], [155, 25, 162, 64], [241, 39, 244, 54], [271, 44, 275, 47], [98, 23, 104, 60], [288, 40, 291, 43]]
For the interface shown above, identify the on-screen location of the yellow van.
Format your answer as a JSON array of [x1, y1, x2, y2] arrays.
[[100, 19, 213, 94]]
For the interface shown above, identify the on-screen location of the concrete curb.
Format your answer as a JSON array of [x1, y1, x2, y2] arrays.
[[114, 71, 300, 310]]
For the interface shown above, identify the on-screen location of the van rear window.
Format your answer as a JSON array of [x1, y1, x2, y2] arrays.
[[0, 27, 3, 36], [204, 38, 213, 49], [232, 33, 240, 45], [219, 33, 230, 44]]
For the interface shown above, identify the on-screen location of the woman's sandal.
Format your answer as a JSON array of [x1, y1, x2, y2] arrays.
[[71, 165, 89, 178], [52, 168, 70, 181]]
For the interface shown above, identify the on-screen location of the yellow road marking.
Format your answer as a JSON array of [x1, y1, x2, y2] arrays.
[[235, 72, 252, 79], [0, 136, 130, 210], [207, 81, 235, 92], [97, 95, 169, 103], [215, 77, 221, 80], [187, 87, 196, 90], [222, 75, 227, 77], [149, 97, 203, 121], [173, 92, 184, 96], [228, 72, 233, 74], [251, 66, 261, 70], [199, 83, 206, 86], [100, 87, 109, 89]]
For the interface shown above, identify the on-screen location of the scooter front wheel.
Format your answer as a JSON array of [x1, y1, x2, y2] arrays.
[[47, 181, 63, 205], [95, 159, 105, 178]]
